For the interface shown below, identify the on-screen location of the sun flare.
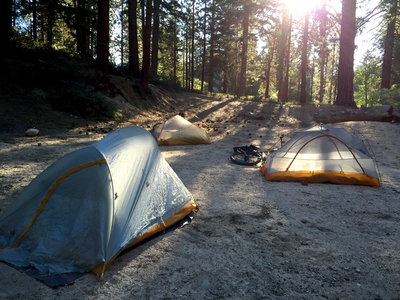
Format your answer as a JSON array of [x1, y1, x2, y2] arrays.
[[282, 0, 323, 15]]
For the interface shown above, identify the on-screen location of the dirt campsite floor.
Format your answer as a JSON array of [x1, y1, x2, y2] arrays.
[[0, 92, 399, 299]]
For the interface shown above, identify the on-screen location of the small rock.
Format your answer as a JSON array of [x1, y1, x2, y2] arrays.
[[25, 128, 39, 137]]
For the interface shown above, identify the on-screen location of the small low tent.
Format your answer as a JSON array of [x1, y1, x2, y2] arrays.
[[0, 126, 197, 281], [261, 126, 381, 187], [152, 115, 211, 145]]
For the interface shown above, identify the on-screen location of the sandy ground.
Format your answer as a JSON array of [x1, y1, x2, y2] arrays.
[[0, 93, 399, 299]]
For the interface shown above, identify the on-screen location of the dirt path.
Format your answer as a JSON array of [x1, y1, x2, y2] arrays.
[[0, 93, 399, 299]]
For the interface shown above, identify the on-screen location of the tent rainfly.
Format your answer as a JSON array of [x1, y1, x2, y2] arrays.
[[261, 126, 381, 187], [0, 126, 197, 279], [152, 115, 211, 145]]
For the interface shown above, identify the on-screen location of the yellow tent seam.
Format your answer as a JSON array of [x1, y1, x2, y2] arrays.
[[0, 159, 107, 253], [92, 199, 198, 279]]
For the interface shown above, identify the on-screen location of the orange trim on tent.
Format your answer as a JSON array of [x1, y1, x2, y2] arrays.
[[0, 159, 107, 254], [260, 166, 380, 187], [92, 200, 198, 280]]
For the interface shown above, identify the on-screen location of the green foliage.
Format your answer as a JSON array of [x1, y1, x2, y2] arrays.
[[47, 82, 120, 120], [374, 84, 400, 109], [6, 0, 395, 105], [1, 42, 121, 121], [192, 77, 208, 92], [354, 52, 381, 107]]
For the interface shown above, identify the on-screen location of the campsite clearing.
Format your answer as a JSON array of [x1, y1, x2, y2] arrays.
[[0, 93, 399, 299]]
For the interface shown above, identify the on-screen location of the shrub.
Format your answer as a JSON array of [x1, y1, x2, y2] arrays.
[[374, 84, 400, 109], [48, 82, 120, 120]]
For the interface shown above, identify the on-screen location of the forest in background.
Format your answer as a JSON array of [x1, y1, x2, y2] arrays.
[[0, 0, 400, 121]]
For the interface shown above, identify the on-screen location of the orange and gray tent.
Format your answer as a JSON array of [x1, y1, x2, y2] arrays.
[[261, 126, 381, 187], [0, 126, 197, 281], [152, 115, 211, 145]]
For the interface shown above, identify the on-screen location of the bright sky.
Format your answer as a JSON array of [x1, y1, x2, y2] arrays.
[[355, 0, 382, 66], [281, 0, 382, 67], [282, 0, 324, 16]]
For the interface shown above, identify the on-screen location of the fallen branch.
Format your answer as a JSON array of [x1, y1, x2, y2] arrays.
[[313, 105, 396, 123]]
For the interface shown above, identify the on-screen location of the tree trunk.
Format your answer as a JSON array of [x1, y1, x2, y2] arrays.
[[172, 0, 177, 83], [223, 70, 228, 93], [264, 45, 274, 98], [0, 0, 12, 56], [314, 105, 394, 123], [32, 0, 37, 40], [12, 0, 16, 27], [150, 0, 160, 79], [183, 30, 186, 88], [97, 0, 110, 73], [381, 0, 397, 89], [299, 13, 309, 104], [140, 0, 145, 37], [128, 0, 140, 77], [236, 6, 249, 98], [185, 31, 189, 89], [200, 0, 207, 92], [208, 0, 215, 93], [335, 0, 357, 108], [76, 0, 90, 57], [191, 0, 195, 90], [328, 42, 337, 104], [141, 0, 152, 92], [277, 7, 289, 102], [173, 26, 177, 82], [364, 73, 368, 106], [318, 0, 327, 103], [120, 4, 124, 66], [310, 59, 316, 102], [46, 1, 55, 47], [280, 13, 292, 102]]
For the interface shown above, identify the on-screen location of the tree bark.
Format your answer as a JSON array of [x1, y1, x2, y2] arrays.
[[76, 0, 90, 57], [141, 0, 152, 92], [264, 45, 274, 98], [97, 0, 110, 73], [150, 0, 160, 79], [335, 0, 357, 108], [314, 105, 394, 123], [208, 0, 215, 93], [299, 13, 309, 104], [120, 3, 124, 66], [236, 6, 249, 97], [32, 0, 38, 40], [318, 0, 327, 103], [200, 0, 207, 92], [364, 72, 368, 106], [381, 0, 397, 89], [328, 42, 337, 104], [277, 7, 289, 102], [191, 0, 195, 90], [0, 0, 12, 56], [185, 30, 189, 89], [128, 0, 140, 77], [44, 0, 55, 47], [282, 14, 292, 101], [310, 59, 316, 101]]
